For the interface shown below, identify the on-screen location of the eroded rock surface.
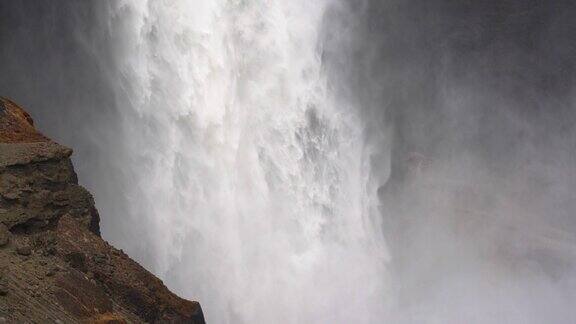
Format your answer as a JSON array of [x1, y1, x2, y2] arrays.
[[0, 97, 205, 323]]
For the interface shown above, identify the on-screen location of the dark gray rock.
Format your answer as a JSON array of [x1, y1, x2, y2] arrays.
[[0, 282, 8, 296], [0, 224, 9, 247]]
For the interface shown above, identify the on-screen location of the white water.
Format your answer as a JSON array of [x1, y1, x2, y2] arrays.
[[105, 1, 389, 323]]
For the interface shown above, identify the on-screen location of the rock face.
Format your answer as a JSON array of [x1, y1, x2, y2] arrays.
[[0, 97, 205, 323]]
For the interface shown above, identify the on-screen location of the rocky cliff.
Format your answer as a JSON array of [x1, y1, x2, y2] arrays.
[[0, 97, 205, 323]]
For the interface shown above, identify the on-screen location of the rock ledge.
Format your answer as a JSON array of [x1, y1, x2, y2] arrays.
[[0, 97, 205, 323]]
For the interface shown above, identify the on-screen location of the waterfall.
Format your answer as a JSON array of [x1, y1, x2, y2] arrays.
[[104, 1, 389, 322], [3, 1, 576, 323]]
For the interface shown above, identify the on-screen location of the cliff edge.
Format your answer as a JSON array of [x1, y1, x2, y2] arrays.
[[0, 97, 205, 323]]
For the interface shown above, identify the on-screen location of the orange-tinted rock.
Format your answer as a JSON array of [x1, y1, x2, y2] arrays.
[[90, 313, 129, 324], [0, 97, 48, 143]]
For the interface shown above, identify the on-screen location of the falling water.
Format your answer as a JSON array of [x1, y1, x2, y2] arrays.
[[3, 1, 576, 323], [105, 1, 388, 323]]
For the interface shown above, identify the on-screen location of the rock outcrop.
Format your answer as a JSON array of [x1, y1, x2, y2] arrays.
[[0, 97, 205, 323]]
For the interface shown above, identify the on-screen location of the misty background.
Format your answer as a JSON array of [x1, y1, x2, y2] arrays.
[[1, 1, 576, 323]]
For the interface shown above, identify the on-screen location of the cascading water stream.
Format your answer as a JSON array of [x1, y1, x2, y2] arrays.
[[104, 1, 389, 322], [4, 1, 576, 323]]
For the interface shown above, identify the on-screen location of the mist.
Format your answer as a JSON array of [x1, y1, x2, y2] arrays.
[[328, 1, 576, 322], [1, 1, 575, 323]]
